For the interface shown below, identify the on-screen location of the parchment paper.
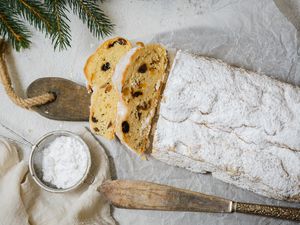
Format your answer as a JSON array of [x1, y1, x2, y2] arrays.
[[108, 0, 300, 224], [1, 0, 300, 225]]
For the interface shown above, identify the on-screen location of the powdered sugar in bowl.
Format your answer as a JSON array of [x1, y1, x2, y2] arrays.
[[29, 131, 91, 192]]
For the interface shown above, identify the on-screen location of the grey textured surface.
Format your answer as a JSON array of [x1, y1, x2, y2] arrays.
[[0, 0, 299, 224]]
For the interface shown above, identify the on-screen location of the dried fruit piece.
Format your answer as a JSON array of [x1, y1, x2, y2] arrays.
[[101, 62, 110, 71], [122, 87, 130, 96], [132, 91, 143, 98], [122, 121, 130, 133], [91, 116, 98, 123], [108, 38, 127, 48], [138, 64, 147, 73], [136, 100, 151, 111], [137, 112, 142, 120], [117, 38, 127, 45], [105, 84, 112, 93]]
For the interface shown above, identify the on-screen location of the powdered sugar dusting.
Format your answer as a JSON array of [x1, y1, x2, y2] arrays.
[[141, 109, 155, 132], [42, 136, 88, 189], [153, 50, 300, 201], [112, 47, 140, 93]]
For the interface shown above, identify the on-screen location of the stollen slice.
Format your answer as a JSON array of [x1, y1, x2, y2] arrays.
[[113, 44, 168, 154], [84, 37, 132, 139]]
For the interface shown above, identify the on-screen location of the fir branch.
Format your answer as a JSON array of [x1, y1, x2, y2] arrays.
[[68, 0, 114, 39], [0, 0, 113, 51], [45, 0, 71, 51], [9, 0, 52, 34], [0, 3, 31, 51]]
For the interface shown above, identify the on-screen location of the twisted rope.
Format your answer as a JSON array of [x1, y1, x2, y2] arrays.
[[0, 40, 55, 109]]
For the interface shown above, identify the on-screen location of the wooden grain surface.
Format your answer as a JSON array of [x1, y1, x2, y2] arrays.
[[99, 180, 232, 213], [26, 77, 90, 121], [100, 180, 300, 221]]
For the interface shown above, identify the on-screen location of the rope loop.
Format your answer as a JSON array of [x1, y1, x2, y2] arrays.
[[0, 39, 55, 109]]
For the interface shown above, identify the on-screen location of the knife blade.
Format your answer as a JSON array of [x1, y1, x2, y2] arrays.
[[99, 180, 300, 221], [100, 179, 232, 213]]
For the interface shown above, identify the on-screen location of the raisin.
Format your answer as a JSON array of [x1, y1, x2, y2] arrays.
[[117, 38, 127, 45], [108, 42, 115, 48], [107, 121, 112, 128], [122, 121, 130, 133], [137, 104, 146, 111], [105, 84, 112, 93], [91, 116, 98, 123], [94, 127, 100, 132], [132, 91, 143, 98], [101, 62, 110, 71], [108, 38, 127, 48], [137, 112, 142, 120], [138, 64, 147, 73], [136, 100, 151, 111]]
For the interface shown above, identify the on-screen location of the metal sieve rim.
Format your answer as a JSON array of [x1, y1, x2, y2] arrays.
[[29, 130, 91, 193]]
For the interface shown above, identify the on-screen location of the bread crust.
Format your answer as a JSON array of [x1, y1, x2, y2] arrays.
[[84, 37, 131, 89], [153, 50, 300, 202]]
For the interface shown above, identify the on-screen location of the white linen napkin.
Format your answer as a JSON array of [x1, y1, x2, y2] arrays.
[[0, 136, 115, 225]]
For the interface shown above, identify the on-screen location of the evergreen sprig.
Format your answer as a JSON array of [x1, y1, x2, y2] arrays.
[[68, 0, 114, 39], [0, 0, 113, 51], [0, 3, 31, 51], [46, 0, 72, 51], [10, 0, 52, 34]]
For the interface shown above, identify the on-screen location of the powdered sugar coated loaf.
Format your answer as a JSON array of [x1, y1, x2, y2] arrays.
[[152, 50, 300, 202]]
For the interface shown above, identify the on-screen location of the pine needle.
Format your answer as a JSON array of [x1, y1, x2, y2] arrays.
[[68, 0, 114, 39], [11, 0, 52, 34], [0, 0, 114, 51], [45, 0, 71, 51], [0, 2, 31, 51]]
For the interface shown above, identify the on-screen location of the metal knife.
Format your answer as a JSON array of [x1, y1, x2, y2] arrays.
[[99, 180, 300, 222]]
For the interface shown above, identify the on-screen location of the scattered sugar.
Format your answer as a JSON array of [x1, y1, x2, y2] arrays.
[[42, 136, 88, 189], [141, 109, 155, 131]]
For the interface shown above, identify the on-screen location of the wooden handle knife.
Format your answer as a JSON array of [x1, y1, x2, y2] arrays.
[[99, 180, 300, 221]]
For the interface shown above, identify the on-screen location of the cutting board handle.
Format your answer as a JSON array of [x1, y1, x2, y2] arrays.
[[99, 180, 300, 221], [27, 77, 90, 121]]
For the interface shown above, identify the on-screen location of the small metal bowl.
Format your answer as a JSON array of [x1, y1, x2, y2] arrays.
[[29, 130, 91, 193]]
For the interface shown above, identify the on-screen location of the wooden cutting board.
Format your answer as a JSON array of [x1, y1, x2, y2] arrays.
[[27, 77, 90, 121]]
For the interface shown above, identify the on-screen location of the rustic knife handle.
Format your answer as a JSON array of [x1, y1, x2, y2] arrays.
[[99, 180, 232, 213], [100, 180, 300, 221], [233, 202, 300, 221]]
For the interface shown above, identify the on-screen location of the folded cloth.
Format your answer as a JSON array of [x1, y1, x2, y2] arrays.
[[0, 134, 115, 225]]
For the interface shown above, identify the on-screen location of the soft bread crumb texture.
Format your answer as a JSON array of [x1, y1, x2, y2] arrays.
[[116, 44, 168, 154], [84, 37, 132, 139]]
